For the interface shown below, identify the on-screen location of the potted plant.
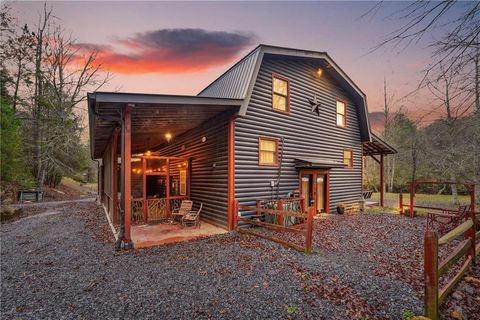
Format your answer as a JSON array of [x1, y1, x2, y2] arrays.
[[336, 203, 345, 214]]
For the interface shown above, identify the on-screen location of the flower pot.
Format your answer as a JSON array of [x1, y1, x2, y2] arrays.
[[336, 206, 345, 214]]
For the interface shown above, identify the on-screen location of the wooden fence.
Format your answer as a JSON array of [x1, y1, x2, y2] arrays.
[[233, 199, 314, 253], [424, 210, 478, 319]]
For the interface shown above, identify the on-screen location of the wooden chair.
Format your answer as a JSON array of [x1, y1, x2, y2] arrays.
[[182, 203, 203, 228], [171, 200, 193, 223], [427, 205, 471, 234]]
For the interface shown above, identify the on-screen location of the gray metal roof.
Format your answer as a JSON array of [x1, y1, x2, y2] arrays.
[[198, 47, 261, 99], [198, 44, 372, 142]]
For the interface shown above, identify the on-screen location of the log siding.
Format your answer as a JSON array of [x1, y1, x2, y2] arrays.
[[157, 112, 231, 228], [234, 56, 362, 212]]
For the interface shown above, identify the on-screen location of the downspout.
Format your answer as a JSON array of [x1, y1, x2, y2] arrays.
[[276, 137, 285, 199]]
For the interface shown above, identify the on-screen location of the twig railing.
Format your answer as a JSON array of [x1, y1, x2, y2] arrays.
[[424, 209, 477, 320], [233, 199, 314, 253], [256, 196, 305, 226]]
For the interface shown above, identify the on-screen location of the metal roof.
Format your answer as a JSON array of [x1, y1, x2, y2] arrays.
[[88, 92, 242, 159], [197, 44, 371, 142], [295, 157, 347, 169], [362, 133, 397, 156]]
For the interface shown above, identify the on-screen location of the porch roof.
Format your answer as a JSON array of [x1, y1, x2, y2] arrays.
[[88, 92, 242, 159], [295, 157, 346, 169], [362, 133, 397, 156]]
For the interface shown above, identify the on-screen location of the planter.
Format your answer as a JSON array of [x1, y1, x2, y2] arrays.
[[336, 206, 345, 214]]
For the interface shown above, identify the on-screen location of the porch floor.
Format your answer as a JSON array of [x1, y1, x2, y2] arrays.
[[131, 221, 227, 248]]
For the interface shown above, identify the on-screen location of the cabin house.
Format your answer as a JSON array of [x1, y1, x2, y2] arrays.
[[88, 44, 396, 247]]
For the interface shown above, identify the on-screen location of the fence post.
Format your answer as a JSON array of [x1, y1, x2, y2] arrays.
[[278, 199, 284, 226], [410, 181, 415, 218], [305, 206, 315, 253], [424, 230, 439, 320], [399, 193, 403, 214], [466, 206, 476, 265], [233, 199, 239, 229]]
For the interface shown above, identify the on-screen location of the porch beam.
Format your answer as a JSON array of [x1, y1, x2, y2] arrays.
[[122, 104, 133, 245]]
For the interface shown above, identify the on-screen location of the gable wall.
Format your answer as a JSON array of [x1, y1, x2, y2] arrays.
[[234, 56, 362, 212]]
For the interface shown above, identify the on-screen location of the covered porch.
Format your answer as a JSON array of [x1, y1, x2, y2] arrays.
[[362, 133, 397, 207], [88, 92, 241, 249]]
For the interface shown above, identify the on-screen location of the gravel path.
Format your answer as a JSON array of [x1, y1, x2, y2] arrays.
[[2, 201, 460, 319]]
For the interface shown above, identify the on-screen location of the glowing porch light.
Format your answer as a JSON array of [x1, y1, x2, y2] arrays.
[[316, 68, 323, 77], [144, 150, 152, 156], [165, 133, 172, 142]]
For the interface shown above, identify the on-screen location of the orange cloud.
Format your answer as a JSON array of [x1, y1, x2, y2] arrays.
[[73, 29, 255, 74]]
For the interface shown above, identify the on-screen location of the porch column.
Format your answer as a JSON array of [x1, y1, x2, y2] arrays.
[[227, 116, 235, 230], [380, 154, 384, 207], [111, 128, 119, 224], [121, 105, 133, 245]]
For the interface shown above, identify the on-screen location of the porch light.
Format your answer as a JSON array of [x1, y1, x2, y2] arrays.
[[144, 150, 152, 156], [165, 133, 172, 142], [316, 68, 323, 77]]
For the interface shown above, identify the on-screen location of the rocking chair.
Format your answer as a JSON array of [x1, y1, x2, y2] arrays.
[[182, 203, 203, 228]]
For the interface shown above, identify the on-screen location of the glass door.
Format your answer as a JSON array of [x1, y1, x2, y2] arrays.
[[300, 171, 328, 214]]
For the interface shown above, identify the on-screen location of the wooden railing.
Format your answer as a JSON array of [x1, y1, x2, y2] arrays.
[[256, 197, 304, 226], [234, 199, 314, 253], [424, 210, 478, 319]]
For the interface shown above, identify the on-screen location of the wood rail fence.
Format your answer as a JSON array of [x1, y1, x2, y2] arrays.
[[233, 199, 315, 253], [424, 210, 478, 319]]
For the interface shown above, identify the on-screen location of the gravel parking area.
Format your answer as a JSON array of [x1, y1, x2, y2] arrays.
[[1, 201, 476, 319]]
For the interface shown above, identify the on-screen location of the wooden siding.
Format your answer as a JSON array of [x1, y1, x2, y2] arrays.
[[234, 56, 363, 212], [156, 112, 231, 228]]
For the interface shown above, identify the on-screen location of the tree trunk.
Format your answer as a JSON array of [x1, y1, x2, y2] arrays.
[[474, 50, 480, 204]]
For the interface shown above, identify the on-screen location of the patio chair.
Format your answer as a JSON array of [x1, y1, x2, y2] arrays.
[[171, 200, 193, 224], [182, 203, 203, 228], [426, 205, 471, 234]]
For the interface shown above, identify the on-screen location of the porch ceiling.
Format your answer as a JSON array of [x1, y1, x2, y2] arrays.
[[88, 92, 242, 159]]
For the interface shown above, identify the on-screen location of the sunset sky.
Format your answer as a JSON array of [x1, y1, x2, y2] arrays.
[[9, 1, 466, 123]]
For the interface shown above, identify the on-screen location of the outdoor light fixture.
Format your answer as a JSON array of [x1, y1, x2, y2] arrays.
[[201, 136, 207, 143], [165, 133, 172, 142], [316, 68, 323, 77], [144, 150, 152, 156]]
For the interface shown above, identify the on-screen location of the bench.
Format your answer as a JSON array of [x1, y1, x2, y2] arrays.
[[426, 205, 471, 234]]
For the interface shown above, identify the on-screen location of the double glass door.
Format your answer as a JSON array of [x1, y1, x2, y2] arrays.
[[300, 171, 328, 213]]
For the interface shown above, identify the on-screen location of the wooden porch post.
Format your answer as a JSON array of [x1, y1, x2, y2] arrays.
[[468, 184, 476, 265], [111, 128, 119, 224], [142, 157, 147, 223], [380, 153, 384, 207], [410, 181, 415, 218], [227, 116, 235, 231], [122, 105, 133, 244]]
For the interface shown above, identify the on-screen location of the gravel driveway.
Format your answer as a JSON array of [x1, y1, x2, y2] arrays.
[[1, 201, 426, 319]]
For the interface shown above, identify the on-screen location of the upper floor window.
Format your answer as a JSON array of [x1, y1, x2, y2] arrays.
[[259, 137, 278, 166], [343, 149, 353, 168], [272, 75, 289, 112], [336, 100, 346, 127]]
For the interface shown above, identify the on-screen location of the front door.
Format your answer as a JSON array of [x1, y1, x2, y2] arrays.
[[300, 171, 328, 213]]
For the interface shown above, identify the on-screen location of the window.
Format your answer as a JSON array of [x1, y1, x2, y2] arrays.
[[259, 137, 278, 166], [343, 149, 353, 168], [336, 100, 346, 127], [272, 75, 289, 112]]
